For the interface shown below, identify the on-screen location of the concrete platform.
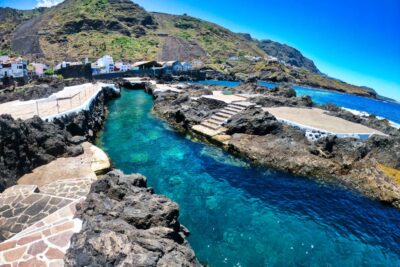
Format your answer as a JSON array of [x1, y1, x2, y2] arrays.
[[192, 125, 227, 137], [17, 143, 106, 187], [0, 83, 106, 121], [201, 91, 248, 104], [264, 107, 385, 138]]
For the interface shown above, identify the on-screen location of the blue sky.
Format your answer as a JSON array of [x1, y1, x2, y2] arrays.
[[1, 0, 400, 100]]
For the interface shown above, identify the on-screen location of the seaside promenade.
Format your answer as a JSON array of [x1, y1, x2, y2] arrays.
[[0, 83, 107, 121]]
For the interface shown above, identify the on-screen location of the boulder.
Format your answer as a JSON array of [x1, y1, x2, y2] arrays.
[[64, 170, 201, 267], [0, 114, 82, 192], [225, 107, 281, 135]]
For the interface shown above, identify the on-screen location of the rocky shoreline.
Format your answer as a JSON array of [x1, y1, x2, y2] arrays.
[[0, 81, 202, 266], [64, 170, 201, 267], [0, 84, 119, 192], [150, 82, 400, 208]]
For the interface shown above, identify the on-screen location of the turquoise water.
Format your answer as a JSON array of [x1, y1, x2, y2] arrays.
[[97, 89, 400, 266], [192, 80, 400, 124]]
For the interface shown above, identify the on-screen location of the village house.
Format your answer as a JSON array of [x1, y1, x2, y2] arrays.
[[181, 62, 193, 72], [114, 62, 130, 72], [0, 56, 28, 80], [244, 55, 262, 62], [93, 55, 115, 74], [31, 63, 49, 77], [132, 61, 162, 70], [159, 61, 193, 74], [265, 55, 279, 63], [160, 61, 183, 74]]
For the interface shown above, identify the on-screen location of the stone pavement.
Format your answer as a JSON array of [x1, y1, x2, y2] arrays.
[[0, 143, 110, 266]]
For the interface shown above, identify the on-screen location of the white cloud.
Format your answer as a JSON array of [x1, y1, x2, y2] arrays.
[[36, 0, 64, 8]]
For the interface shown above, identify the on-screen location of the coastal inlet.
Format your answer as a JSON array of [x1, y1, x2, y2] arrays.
[[97, 89, 400, 267]]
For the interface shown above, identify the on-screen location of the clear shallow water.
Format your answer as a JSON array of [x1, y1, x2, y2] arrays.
[[192, 80, 400, 124], [97, 89, 400, 266]]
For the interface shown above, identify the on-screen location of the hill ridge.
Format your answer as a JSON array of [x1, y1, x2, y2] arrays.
[[0, 0, 376, 97]]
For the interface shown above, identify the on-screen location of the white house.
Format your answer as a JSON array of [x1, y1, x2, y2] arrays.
[[0, 57, 28, 79], [160, 61, 184, 74], [244, 55, 262, 62], [115, 62, 130, 72], [265, 56, 279, 63], [95, 55, 115, 74]]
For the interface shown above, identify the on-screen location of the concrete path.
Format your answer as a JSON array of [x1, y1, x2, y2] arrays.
[[0, 83, 105, 121]]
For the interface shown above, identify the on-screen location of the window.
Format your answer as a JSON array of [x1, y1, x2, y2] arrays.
[[18, 65, 23, 69]]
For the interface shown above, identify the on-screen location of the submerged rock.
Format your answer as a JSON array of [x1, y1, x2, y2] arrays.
[[64, 170, 202, 267]]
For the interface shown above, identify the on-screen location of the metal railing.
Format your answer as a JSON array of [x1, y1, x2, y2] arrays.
[[0, 84, 98, 120]]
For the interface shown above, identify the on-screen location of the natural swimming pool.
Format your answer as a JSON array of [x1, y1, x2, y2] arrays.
[[97, 89, 400, 266]]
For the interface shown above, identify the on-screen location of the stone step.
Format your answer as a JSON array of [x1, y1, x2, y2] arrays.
[[227, 105, 245, 111], [206, 118, 223, 126], [224, 107, 243, 113], [224, 108, 243, 114], [219, 110, 237, 116], [231, 101, 255, 108], [200, 121, 221, 130], [215, 112, 231, 119], [210, 115, 226, 123]]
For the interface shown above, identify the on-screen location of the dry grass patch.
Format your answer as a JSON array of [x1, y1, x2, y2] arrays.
[[379, 164, 400, 185]]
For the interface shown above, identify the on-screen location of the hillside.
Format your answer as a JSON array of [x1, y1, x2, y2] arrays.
[[0, 7, 45, 55], [0, 0, 376, 97], [256, 39, 320, 73]]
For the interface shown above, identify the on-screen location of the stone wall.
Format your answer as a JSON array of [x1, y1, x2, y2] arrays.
[[0, 85, 120, 192]]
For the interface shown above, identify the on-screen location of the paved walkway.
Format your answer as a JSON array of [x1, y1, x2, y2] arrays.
[[0, 143, 110, 266], [0, 83, 104, 121], [264, 107, 385, 138]]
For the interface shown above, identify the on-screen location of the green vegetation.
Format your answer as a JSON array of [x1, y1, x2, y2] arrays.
[[0, 0, 375, 97], [174, 17, 198, 30], [44, 68, 55, 76]]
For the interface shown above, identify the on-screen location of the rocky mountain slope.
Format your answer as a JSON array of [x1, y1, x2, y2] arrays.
[[0, 0, 376, 97], [0, 7, 45, 55], [256, 39, 320, 73]]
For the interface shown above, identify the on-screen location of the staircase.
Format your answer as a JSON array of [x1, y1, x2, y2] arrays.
[[193, 101, 255, 137]]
